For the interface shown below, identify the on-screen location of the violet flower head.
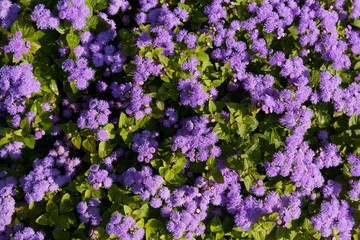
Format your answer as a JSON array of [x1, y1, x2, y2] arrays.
[[31, 4, 59, 29], [132, 130, 159, 163], [106, 213, 144, 240], [3, 32, 30, 60]]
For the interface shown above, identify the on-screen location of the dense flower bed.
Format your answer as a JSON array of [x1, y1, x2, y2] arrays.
[[0, 0, 360, 239]]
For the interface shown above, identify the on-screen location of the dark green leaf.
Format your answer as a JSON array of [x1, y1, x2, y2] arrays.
[[82, 137, 96, 153], [132, 204, 149, 220], [210, 215, 223, 233], [98, 141, 114, 158], [24, 135, 35, 149], [60, 193, 75, 213], [66, 34, 80, 50], [210, 168, 224, 183], [71, 136, 82, 149], [36, 213, 50, 225]]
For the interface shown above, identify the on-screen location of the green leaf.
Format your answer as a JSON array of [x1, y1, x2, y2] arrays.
[[98, 141, 114, 158], [20, 0, 31, 6], [53, 230, 71, 240], [159, 55, 169, 66], [24, 135, 35, 149], [124, 205, 133, 215], [210, 215, 223, 233], [146, 218, 162, 239], [60, 193, 75, 213], [20, 118, 29, 129], [119, 112, 129, 128], [55, 214, 70, 229], [0, 128, 12, 138], [293, 234, 309, 240], [154, 48, 164, 55], [132, 204, 149, 220], [71, 136, 82, 149], [206, 156, 216, 168], [46, 200, 59, 216], [28, 40, 41, 54], [210, 168, 224, 183], [302, 218, 313, 231], [66, 34, 80, 50], [108, 185, 122, 203], [90, 0, 109, 11], [11, 15, 34, 38], [36, 213, 50, 225], [86, 16, 110, 34], [209, 100, 216, 113], [349, 114, 360, 127], [82, 137, 96, 153], [243, 175, 254, 191], [91, 188, 105, 198], [49, 79, 59, 95], [353, 19, 360, 28], [197, 51, 209, 62], [213, 123, 229, 140]]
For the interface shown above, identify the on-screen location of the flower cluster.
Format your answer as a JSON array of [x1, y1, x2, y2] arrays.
[[133, 55, 162, 85], [31, 4, 59, 29], [161, 108, 178, 128], [110, 82, 152, 119], [62, 58, 95, 90], [20, 141, 80, 203], [0, 141, 23, 160], [311, 199, 355, 240], [102, 148, 125, 172], [181, 57, 200, 77], [73, 20, 125, 73], [178, 78, 210, 108], [12, 227, 45, 240], [77, 99, 111, 130], [3, 32, 31, 60], [132, 130, 159, 163], [57, 0, 90, 30], [121, 166, 164, 201], [0, 173, 17, 232], [87, 164, 112, 190], [77, 198, 102, 226], [106, 213, 144, 240], [0, 0, 20, 30], [265, 140, 342, 196], [171, 116, 220, 162], [107, 0, 130, 15], [0, 63, 40, 116]]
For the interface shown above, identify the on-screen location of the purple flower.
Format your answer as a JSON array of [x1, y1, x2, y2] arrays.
[[106, 213, 144, 240], [132, 131, 159, 163]]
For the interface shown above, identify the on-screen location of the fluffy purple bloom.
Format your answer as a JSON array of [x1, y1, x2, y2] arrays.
[[12, 227, 45, 240], [96, 129, 109, 142], [0, 141, 23, 160], [108, 0, 130, 15], [31, 4, 59, 29], [77, 198, 102, 226], [87, 164, 113, 189], [178, 78, 210, 108], [0, 0, 20, 30], [0, 175, 17, 231], [106, 213, 144, 240], [0, 63, 40, 116], [20, 141, 80, 203], [171, 116, 220, 162], [311, 199, 354, 240], [132, 131, 159, 163], [57, 0, 90, 30]]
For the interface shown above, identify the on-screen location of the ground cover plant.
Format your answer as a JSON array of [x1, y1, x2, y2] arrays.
[[0, 0, 360, 239]]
